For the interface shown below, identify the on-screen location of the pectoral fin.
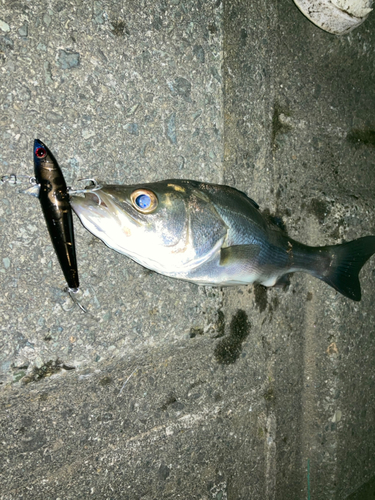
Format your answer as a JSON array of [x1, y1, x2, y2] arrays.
[[220, 244, 260, 266]]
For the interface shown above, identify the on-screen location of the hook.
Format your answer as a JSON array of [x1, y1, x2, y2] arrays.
[[68, 178, 103, 195]]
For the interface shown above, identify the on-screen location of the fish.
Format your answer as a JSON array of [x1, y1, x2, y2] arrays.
[[33, 139, 80, 292], [70, 179, 375, 301]]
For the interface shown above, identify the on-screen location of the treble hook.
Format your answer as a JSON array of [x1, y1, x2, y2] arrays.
[[68, 178, 103, 195], [66, 287, 88, 313]]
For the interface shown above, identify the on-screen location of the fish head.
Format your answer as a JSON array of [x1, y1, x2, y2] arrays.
[[70, 181, 227, 274]]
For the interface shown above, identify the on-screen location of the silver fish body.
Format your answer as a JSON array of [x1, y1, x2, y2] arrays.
[[70, 179, 375, 301]]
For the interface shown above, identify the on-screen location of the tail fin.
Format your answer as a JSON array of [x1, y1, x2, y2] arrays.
[[318, 236, 375, 301]]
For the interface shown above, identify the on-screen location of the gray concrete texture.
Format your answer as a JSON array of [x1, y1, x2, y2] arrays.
[[0, 0, 374, 498]]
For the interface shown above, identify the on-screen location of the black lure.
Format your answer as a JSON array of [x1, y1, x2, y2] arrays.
[[33, 139, 80, 292]]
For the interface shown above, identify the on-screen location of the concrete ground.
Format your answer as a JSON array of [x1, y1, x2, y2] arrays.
[[1, 0, 375, 498]]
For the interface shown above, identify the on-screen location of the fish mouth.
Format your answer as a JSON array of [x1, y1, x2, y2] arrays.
[[81, 191, 108, 208], [70, 188, 149, 258], [71, 189, 145, 225], [70, 191, 109, 222], [70, 189, 141, 234]]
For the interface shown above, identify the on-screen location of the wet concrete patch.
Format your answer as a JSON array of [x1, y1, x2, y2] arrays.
[[214, 309, 250, 364], [254, 284, 268, 313], [347, 129, 375, 148], [306, 198, 331, 224], [22, 360, 75, 384]]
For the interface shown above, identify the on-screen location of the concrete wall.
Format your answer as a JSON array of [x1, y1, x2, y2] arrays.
[[1, 0, 375, 498]]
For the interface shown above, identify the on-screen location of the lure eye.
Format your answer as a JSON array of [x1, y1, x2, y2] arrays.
[[35, 147, 47, 159], [130, 189, 158, 214]]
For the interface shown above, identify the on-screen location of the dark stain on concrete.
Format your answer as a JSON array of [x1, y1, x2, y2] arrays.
[[346, 473, 375, 499], [214, 309, 226, 338], [20, 430, 47, 453], [271, 296, 279, 311], [254, 284, 268, 313], [240, 28, 247, 47], [208, 22, 217, 34], [161, 394, 177, 410], [22, 360, 75, 384], [268, 295, 280, 317], [330, 218, 344, 240], [347, 129, 375, 148], [189, 327, 204, 338], [111, 19, 130, 36], [263, 385, 275, 403], [99, 375, 113, 386], [158, 463, 171, 480], [261, 207, 287, 232], [214, 309, 250, 364], [261, 335, 272, 355], [307, 198, 331, 224], [161, 394, 184, 411]]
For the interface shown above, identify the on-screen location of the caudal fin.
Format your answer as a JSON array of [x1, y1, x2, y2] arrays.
[[319, 236, 375, 301]]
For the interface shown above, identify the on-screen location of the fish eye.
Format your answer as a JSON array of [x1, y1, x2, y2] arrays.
[[35, 147, 47, 159], [130, 189, 158, 213]]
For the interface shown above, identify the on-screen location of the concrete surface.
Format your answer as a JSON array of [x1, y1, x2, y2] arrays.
[[1, 0, 375, 498]]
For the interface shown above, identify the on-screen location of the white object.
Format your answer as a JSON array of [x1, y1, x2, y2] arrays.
[[293, 0, 373, 34]]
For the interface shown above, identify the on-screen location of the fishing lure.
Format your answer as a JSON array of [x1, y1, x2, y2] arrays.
[[33, 139, 84, 310], [1, 142, 99, 311]]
